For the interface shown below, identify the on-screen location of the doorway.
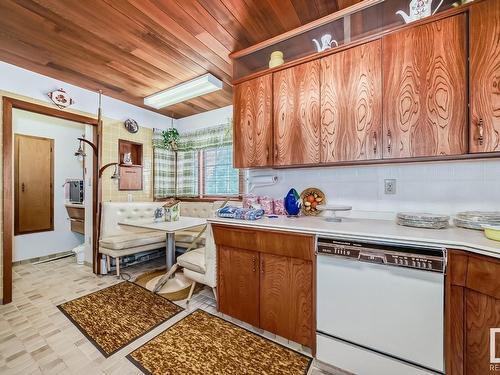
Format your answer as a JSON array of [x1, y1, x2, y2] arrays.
[[2, 97, 99, 304]]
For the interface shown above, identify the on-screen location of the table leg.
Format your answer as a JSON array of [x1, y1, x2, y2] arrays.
[[166, 232, 175, 270]]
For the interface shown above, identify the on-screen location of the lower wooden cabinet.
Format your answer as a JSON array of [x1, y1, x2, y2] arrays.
[[218, 246, 260, 327], [213, 225, 315, 349], [446, 250, 500, 374], [260, 253, 313, 346]]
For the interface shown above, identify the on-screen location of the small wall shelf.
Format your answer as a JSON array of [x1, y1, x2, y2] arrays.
[[118, 139, 143, 191]]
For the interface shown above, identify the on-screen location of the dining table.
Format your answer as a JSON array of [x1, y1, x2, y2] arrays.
[[118, 216, 207, 293]]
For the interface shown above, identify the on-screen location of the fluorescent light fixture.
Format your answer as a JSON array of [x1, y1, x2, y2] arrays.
[[144, 73, 223, 109]]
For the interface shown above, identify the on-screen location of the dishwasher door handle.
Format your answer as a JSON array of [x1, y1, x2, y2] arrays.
[[358, 252, 387, 265]]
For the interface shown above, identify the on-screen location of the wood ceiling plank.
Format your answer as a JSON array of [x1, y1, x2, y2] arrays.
[[314, 0, 340, 15], [196, 0, 254, 45], [219, 0, 275, 43], [123, 0, 233, 79], [0, 0, 359, 118], [290, 0, 321, 24], [264, 0, 302, 30], [174, 0, 246, 51]]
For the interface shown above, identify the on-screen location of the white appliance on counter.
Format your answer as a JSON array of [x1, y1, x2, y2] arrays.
[[316, 236, 446, 375]]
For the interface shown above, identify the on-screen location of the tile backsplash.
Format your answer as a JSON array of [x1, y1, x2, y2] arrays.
[[247, 159, 500, 218]]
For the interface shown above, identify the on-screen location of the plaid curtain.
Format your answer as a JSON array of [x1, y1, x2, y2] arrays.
[[177, 122, 232, 151], [175, 151, 199, 197], [153, 122, 232, 199]]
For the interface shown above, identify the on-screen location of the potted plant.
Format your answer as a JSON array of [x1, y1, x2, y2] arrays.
[[162, 128, 180, 151]]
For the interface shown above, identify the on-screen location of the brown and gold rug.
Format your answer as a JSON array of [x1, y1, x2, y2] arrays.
[[127, 309, 312, 375], [58, 281, 183, 357]]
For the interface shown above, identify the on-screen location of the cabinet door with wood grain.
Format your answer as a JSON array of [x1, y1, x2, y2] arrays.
[[218, 246, 260, 327], [465, 290, 500, 375], [321, 40, 382, 162], [259, 253, 313, 347], [233, 74, 273, 168], [469, 0, 500, 153], [273, 60, 320, 165], [382, 15, 467, 158]]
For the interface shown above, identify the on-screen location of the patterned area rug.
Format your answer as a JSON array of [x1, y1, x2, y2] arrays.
[[58, 281, 183, 357], [127, 309, 312, 375]]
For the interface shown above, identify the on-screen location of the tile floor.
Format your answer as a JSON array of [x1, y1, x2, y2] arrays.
[[0, 256, 329, 375]]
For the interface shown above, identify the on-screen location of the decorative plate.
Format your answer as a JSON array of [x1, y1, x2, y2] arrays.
[[300, 188, 325, 216], [124, 118, 139, 133]]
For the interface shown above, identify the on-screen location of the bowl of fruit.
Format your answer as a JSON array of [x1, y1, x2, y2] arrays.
[[300, 188, 325, 216]]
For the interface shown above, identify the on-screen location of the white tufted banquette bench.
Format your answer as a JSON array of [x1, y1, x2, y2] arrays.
[[99, 201, 240, 276], [99, 202, 166, 276]]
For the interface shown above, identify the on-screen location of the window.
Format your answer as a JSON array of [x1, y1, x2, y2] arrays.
[[202, 146, 239, 196], [153, 124, 240, 199]]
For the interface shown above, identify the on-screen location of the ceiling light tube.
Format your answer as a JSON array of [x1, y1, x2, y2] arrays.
[[144, 73, 223, 109]]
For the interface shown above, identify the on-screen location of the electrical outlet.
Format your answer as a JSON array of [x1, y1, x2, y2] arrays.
[[384, 179, 396, 194]]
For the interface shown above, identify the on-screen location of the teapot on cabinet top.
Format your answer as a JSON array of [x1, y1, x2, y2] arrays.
[[312, 34, 339, 53], [396, 0, 444, 23]]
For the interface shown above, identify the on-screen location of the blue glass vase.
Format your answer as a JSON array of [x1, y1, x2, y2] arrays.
[[284, 188, 301, 216]]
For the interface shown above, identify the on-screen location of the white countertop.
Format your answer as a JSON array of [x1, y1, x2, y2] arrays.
[[65, 203, 85, 208], [207, 215, 500, 258]]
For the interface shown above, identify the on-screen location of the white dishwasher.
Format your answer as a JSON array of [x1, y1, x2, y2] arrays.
[[316, 237, 446, 375]]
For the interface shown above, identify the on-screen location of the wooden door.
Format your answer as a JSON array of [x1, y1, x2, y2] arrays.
[[233, 74, 273, 168], [218, 246, 260, 327], [14, 134, 54, 235], [465, 290, 500, 375], [260, 253, 313, 347], [382, 15, 467, 158], [321, 40, 382, 162], [274, 60, 320, 165], [469, 0, 500, 153]]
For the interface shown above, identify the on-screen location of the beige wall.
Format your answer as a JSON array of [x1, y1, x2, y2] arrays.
[[101, 120, 153, 202], [0, 90, 156, 301]]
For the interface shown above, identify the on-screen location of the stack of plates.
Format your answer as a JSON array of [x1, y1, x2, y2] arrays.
[[453, 211, 500, 230], [396, 212, 450, 229]]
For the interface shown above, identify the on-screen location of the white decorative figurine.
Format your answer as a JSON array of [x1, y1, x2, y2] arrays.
[[396, 0, 444, 23], [312, 34, 338, 52]]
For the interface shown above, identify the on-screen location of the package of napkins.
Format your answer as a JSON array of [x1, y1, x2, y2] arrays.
[[216, 205, 264, 221]]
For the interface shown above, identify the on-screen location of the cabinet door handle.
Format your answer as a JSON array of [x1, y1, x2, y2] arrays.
[[260, 258, 264, 274], [373, 131, 377, 155], [387, 130, 392, 154], [252, 256, 256, 272], [478, 118, 484, 146], [21, 182, 25, 192]]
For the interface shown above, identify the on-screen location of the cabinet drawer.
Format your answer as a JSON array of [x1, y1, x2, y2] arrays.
[[212, 225, 258, 251], [258, 231, 314, 261], [466, 255, 500, 299], [70, 219, 84, 234]]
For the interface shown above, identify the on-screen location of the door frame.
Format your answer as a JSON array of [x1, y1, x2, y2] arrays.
[[2, 97, 100, 304], [14, 134, 55, 235]]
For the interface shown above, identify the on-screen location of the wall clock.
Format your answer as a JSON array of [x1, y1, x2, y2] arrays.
[[124, 119, 139, 133]]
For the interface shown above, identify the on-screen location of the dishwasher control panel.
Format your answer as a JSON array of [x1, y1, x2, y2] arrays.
[[317, 237, 446, 272]]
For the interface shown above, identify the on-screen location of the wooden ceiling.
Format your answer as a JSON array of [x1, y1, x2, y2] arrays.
[[0, 0, 361, 118]]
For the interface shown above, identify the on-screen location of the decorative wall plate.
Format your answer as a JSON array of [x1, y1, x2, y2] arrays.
[[47, 88, 74, 109], [124, 118, 139, 133]]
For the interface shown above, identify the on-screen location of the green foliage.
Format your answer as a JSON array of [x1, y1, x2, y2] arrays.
[[162, 128, 180, 151]]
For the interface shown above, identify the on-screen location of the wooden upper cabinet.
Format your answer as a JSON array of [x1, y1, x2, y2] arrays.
[[321, 40, 382, 162], [469, 0, 500, 153], [382, 15, 467, 158], [233, 74, 273, 168], [273, 60, 321, 165]]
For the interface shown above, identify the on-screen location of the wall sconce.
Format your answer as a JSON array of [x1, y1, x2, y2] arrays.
[[99, 162, 120, 180], [75, 137, 97, 158]]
